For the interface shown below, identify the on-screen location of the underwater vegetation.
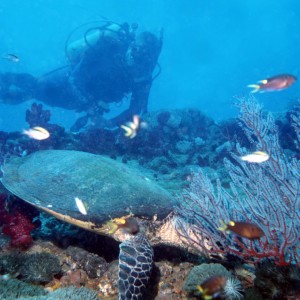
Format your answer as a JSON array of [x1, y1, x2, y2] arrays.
[[38, 286, 100, 300], [25, 102, 51, 128], [253, 261, 300, 299], [0, 97, 300, 299], [66, 246, 108, 279], [0, 194, 37, 248], [0, 252, 61, 283], [0, 278, 47, 299], [177, 97, 299, 267], [0, 7, 299, 298], [0, 278, 99, 300]]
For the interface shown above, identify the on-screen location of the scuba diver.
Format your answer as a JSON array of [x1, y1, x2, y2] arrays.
[[0, 21, 163, 131]]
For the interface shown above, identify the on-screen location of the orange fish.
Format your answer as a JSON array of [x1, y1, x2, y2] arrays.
[[219, 221, 265, 240], [197, 275, 227, 300], [247, 74, 296, 93]]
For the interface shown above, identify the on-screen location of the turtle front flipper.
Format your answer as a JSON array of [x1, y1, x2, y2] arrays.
[[118, 232, 153, 300]]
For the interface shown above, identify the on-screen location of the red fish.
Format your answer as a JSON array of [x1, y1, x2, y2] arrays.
[[219, 221, 265, 240], [197, 275, 227, 299], [247, 74, 296, 93]]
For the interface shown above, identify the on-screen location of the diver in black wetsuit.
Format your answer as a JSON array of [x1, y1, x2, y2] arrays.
[[0, 22, 163, 131]]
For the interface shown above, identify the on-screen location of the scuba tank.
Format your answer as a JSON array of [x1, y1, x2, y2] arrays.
[[66, 29, 100, 63], [66, 22, 136, 63]]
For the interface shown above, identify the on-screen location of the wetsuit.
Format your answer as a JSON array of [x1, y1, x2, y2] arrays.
[[0, 22, 163, 131]]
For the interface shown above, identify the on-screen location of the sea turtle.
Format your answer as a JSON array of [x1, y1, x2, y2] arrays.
[[1, 150, 199, 300]]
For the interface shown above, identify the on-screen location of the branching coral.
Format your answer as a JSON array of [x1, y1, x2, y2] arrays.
[[177, 97, 299, 266], [25, 102, 51, 127]]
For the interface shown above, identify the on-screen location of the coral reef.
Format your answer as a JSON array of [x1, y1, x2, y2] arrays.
[[150, 260, 194, 299], [32, 212, 80, 247], [44, 286, 100, 300], [1, 105, 299, 194], [0, 241, 195, 299], [224, 277, 243, 300], [25, 102, 51, 127], [76, 109, 228, 182], [66, 246, 108, 278], [177, 98, 300, 265], [253, 262, 300, 299], [24, 286, 100, 300], [1, 103, 300, 299], [1, 210, 36, 248], [60, 269, 89, 289], [32, 213, 120, 261], [0, 194, 37, 248], [183, 263, 231, 295], [19, 252, 61, 283], [97, 260, 119, 298], [0, 252, 23, 274], [0, 131, 27, 166], [184, 263, 244, 299], [0, 103, 67, 164], [0, 278, 47, 299], [244, 287, 264, 300], [0, 283, 100, 300], [24, 102, 69, 151], [0, 252, 61, 284]]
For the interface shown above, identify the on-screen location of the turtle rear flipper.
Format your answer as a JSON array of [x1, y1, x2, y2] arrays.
[[118, 233, 153, 300]]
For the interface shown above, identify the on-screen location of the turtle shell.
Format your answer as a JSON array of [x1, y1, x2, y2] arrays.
[[1, 150, 174, 231]]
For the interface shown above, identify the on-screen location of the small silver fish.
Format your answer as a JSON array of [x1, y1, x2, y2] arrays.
[[2, 53, 20, 62], [240, 151, 269, 163], [23, 126, 50, 140], [75, 197, 88, 215]]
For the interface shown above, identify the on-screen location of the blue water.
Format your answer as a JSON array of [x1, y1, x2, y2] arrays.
[[0, 0, 300, 131]]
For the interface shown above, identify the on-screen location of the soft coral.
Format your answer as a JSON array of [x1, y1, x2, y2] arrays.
[[0, 193, 36, 248]]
